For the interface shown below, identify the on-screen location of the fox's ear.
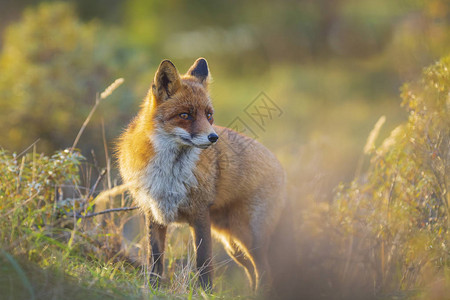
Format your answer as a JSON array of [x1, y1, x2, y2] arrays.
[[187, 58, 210, 86], [151, 60, 181, 103]]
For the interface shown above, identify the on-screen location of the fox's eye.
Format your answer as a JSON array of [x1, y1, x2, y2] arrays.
[[207, 113, 213, 121], [179, 113, 189, 120]]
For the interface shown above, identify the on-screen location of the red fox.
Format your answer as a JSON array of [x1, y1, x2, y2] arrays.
[[117, 58, 286, 292]]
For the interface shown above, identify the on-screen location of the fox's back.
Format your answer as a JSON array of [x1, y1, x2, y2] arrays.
[[199, 126, 286, 218]]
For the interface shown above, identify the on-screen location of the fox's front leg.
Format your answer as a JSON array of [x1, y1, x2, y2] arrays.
[[190, 209, 213, 291], [146, 213, 167, 287]]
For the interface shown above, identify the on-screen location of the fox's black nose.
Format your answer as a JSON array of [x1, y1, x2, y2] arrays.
[[208, 133, 219, 143]]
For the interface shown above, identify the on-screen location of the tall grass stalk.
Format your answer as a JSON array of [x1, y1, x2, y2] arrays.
[[71, 78, 124, 152]]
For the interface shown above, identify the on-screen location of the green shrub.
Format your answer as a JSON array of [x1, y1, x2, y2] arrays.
[[0, 149, 156, 299], [0, 149, 83, 256], [0, 2, 144, 154], [327, 55, 449, 296]]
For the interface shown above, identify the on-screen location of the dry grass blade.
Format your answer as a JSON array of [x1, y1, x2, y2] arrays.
[[79, 206, 139, 218], [100, 78, 124, 99], [16, 139, 40, 158], [364, 115, 386, 154], [355, 115, 386, 177], [71, 78, 124, 152]]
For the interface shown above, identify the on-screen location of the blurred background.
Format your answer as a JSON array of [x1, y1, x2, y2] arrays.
[[1, 0, 448, 190], [0, 1, 449, 299]]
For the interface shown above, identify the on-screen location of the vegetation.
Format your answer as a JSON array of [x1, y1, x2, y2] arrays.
[[295, 56, 449, 299], [0, 2, 146, 154], [1, 56, 448, 299]]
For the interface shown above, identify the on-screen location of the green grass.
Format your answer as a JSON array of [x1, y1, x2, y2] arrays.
[[1, 251, 146, 300], [0, 147, 251, 299]]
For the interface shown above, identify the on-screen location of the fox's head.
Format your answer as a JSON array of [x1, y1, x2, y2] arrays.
[[149, 58, 218, 149]]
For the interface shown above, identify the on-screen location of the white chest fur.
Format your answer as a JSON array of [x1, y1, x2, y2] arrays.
[[135, 130, 201, 224]]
